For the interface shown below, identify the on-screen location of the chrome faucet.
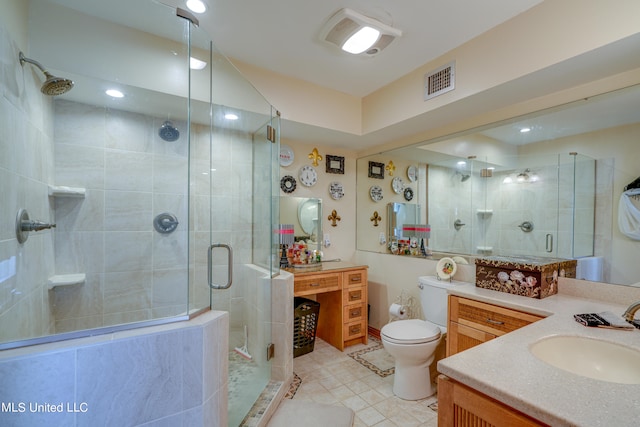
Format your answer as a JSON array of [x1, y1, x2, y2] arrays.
[[623, 301, 640, 323]]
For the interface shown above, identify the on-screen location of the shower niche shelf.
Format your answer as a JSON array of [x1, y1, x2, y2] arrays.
[[47, 273, 86, 290], [48, 185, 86, 198], [476, 209, 493, 217]]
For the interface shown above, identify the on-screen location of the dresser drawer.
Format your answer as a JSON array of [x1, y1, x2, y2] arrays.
[[343, 286, 365, 305], [449, 296, 543, 336], [344, 270, 366, 288], [294, 273, 341, 296], [343, 303, 367, 323], [343, 319, 366, 340]]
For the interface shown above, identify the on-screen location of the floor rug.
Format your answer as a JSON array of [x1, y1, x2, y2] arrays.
[[267, 400, 354, 427], [348, 343, 395, 378]]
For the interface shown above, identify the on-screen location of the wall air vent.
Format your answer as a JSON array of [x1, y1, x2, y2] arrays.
[[424, 61, 455, 101]]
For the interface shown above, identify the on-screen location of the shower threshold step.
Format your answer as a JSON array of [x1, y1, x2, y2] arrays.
[[48, 273, 86, 290]]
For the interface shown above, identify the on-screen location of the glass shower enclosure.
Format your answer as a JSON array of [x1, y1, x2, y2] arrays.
[[0, 0, 278, 424]]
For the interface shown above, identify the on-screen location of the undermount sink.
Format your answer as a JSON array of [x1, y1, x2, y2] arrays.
[[530, 335, 640, 384]]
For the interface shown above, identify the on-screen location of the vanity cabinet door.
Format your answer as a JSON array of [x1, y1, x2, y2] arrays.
[[438, 375, 548, 427], [447, 322, 496, 355], [447, 296, 543, 357]]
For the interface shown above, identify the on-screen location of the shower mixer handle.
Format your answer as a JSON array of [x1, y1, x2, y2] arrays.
[[454, 219, 466, 231], [518, 221, 534, 232], [22, 220, 56, 232]]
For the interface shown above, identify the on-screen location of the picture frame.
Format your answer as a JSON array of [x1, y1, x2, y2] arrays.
[[368, 161, 385, 179], [326, 155, 345, 174]]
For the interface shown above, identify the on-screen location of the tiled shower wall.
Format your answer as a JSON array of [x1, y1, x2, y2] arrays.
[[428, 158, 596, 259], [52, 99, 191, 331], [0, 29, 56, 342]]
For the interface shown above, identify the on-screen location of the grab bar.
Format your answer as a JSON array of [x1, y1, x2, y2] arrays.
[[208, 243, 233, 289]]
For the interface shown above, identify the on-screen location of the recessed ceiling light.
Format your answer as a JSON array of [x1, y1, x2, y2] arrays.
[[520, 127, 531, 133], [224, 113, 239, 120], [105, 89, 124, 98], [457, 161, 466, 166], [190, 57, 207, 70], [186, 0, 206, 14]]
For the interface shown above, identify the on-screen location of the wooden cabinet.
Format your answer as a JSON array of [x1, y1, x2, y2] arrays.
[[438, 375, 548, 427], [294, 266, 368, 351], [447, 295, 543, 356]]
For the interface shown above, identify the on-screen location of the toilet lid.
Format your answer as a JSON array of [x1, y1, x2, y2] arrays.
[[381, 319, 441, 344]]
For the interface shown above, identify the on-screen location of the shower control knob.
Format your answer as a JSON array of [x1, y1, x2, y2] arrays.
[[15, 209, 56, 244]]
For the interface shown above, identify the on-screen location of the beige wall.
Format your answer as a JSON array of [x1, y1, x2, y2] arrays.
[[278, 139, 357, 263]]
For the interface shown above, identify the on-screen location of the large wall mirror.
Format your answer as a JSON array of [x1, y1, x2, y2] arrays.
[[357, 84, 640, 286]]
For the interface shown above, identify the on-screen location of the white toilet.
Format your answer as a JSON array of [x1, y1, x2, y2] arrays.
[[381, 275, 466, 400]]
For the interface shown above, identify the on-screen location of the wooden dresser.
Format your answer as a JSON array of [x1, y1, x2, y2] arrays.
[[291, 263, 368, 351]]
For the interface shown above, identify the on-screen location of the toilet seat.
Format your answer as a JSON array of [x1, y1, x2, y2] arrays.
[[381, 319, 441, 345]]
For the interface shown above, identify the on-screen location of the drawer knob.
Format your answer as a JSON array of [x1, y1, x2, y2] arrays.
[[486, 318, 505, 326], [350, 325, 360, 334], [309, 283, 320, 287], [350, 308, 361, 317]]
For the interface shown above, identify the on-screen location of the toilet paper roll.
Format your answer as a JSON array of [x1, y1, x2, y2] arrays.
[[389, 303, 408, 320]]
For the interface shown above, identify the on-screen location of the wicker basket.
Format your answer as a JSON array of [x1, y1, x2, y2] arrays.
[[293, 297, 320, 358]]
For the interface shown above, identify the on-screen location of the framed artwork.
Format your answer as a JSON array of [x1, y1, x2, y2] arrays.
[[326, 155, 345, 174], [368, 161, 385, 179]]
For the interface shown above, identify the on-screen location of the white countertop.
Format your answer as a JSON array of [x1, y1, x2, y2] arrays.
[[437, 282, 640, 427]]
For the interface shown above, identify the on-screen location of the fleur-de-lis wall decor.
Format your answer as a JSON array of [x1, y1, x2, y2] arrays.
[[308, 147, 322, 167], [327, 209, 341, 227], [386, 160, 396, 176], [370, 211, 382, 226]]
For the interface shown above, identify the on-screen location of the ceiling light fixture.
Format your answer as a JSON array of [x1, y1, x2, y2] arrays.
[[224, 113, 238, 120], [520, 127, 531, 133], [190, 57, 207, 70], [319, 8, 402, 56], [105, 89, 124, 98], [185, 0, 207, 14]]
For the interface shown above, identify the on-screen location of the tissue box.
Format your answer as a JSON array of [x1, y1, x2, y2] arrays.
[[475, 256, 577, 299]]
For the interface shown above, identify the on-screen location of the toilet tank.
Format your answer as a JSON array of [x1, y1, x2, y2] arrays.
[[418, 276, 469, 327]]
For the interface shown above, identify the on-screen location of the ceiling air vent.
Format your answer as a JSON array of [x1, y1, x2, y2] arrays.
[[424, 61, 455, 101]]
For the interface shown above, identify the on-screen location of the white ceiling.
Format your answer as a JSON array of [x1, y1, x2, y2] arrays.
[[40, 0, 640, 151], [200, 0, 542, 97]]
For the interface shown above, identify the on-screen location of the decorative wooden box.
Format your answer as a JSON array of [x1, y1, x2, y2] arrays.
[[475, 256, 577, 299]]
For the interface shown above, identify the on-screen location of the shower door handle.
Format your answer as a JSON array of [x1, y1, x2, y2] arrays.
[[546, 234, 553, 253], [208, 243, 233, 289]]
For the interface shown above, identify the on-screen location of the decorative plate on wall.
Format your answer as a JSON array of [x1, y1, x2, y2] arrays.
[[279, 144, 294, 166], [407, 165, 418, 182], [329, 181, 344, 200], [299, 165, 318, 187], [280, 175, 296, 193], [403, 187, 414, 201], [370, 185, 383, 202], [392, 176, 404, 194]]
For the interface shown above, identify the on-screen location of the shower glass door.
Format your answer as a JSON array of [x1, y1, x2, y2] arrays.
[[194, 34, 279, 426]]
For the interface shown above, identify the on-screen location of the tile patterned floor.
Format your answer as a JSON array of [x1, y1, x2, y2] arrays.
[[290, 337, 439, 427]]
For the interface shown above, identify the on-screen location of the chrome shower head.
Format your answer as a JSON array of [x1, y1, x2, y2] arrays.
[[19, 52, 74, 96], [159, 120, 180, 142], [455, 171, 471, 182], [41, 73, 74, 96]]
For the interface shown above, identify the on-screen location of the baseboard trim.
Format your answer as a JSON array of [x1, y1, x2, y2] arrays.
[[368, 326, 380, 340]]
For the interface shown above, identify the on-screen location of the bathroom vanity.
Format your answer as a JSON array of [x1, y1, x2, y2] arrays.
[[289, 262, 368, 351], [446, 296, 544, 356], [438, 280, 640, 426]]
